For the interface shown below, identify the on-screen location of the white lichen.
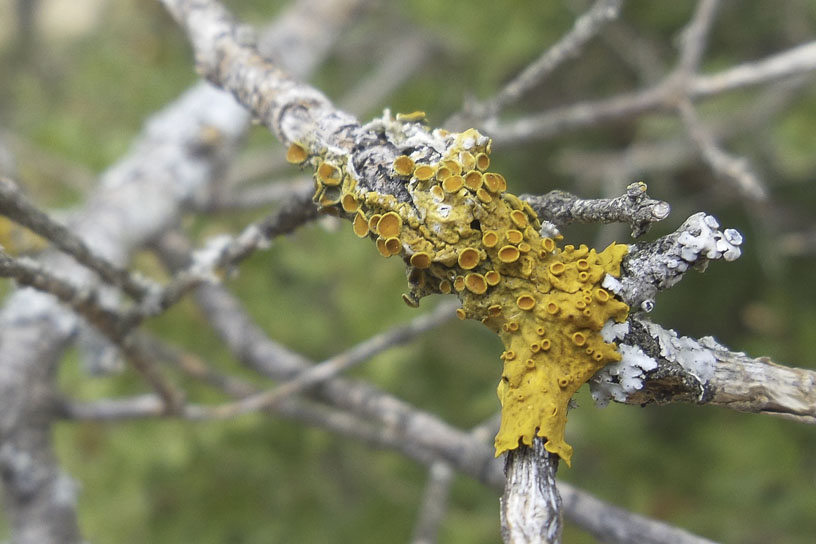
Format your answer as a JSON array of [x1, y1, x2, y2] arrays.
[[641, 320, 716, 387], [677, 212, 742, 263], [601, 273, 623, 295], [593, 320, 657, 407]]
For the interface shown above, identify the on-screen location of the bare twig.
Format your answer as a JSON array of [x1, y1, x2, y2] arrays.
[[0, 250, 182, 408], [555, 73, 814, 189], [125, 186, 317, 326], [410, 415, 501, 544], [486, 40, 816, 145], [340, 34, 434, 116], [521, 182, 670, 238], [186, 300, 457, 420], [592, 13, 667, 83], [0, 177, 155, 299], [676, 99, 767, 200], [202, 176, 312, 212], [452, 0, 623, 124], [676, 0, 721, 74], [560, 486, 718, 544], [410, 462, 455, 544], [501, 438, 562, 544]]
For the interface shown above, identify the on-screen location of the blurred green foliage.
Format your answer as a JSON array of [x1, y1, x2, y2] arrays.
[[1, 0, 815, 542]]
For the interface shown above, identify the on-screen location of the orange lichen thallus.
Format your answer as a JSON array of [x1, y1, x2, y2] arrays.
[[288, 125, 629, 467]]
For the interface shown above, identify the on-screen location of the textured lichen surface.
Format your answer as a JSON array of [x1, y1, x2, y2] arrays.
[[288, 118, 628, 466]]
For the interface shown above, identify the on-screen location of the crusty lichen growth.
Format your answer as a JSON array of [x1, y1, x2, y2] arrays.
[[287, 118, 628, 466]]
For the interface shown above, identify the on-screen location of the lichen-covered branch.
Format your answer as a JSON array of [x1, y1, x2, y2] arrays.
[[606, 212, 743, 312], [593, 318, 816, 423], [160, 3, 788, 542], [147, 225, 719, 544], [163, 0, 636, 467]]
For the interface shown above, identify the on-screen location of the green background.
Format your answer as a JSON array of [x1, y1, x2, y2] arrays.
[[1, 0, 815, 542]]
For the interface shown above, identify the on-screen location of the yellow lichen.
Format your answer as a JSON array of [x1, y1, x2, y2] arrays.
[[352, 212, 369, 238], [410, 252, 432, 269], [498, 245, 520, 263], [482, 231, 499, 248], [476, 188, 492, 203], [384, 237, 402, 256], [286, 142, 309, 164], [485, 270, 501, 286], [393, 155, 415, 176], [516, 294, 536, 311], [458, 247, 481, 270], [464, 170, 483, 191], [507, 230, 524, 244], [317, 162, 342, 186], [341, 194, 359, 213], [377, 212, 403, 238], [475, 152, 490, 171], [396, 110, 427, 122], [453, 276, 465, 291], [442, 175, 464, 193], [465, 273, 487, 294], [292, 124, 629, 467], [414, 164, 436, 181]]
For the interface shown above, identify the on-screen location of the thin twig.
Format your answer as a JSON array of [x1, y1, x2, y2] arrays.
[[410, 415, 499, 544], [339, 34, 434, 116], [0, 250, 182, 410], [521, 182, 670, 238], [124, 186, 317, 326], [186, 300, 458, 420], [450, 0, 623, 126], [487, 40, 816, 144], [202, 176, 312, 212], [0, 177, 155, 299], [676, 99, 766, 200], [410, 462, 455, 544], [677, 0, 721, 74]]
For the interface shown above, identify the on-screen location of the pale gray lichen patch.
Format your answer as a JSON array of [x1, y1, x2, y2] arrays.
[[591, 344, 658, 407], [617, 212, 743, 310], [640, 319, 717, 388], [593, 320, 658, 407]]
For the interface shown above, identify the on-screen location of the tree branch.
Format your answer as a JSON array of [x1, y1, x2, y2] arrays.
[[486, 40, 816, 145], [593, 317, 816, 423], [0, 1, 368, 541], [0, 177, 155, 299], [501, 438, 562, 544], [187, 300, 457, 420], [451, 0, 623, 124], [521, 182, 670, 238]]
